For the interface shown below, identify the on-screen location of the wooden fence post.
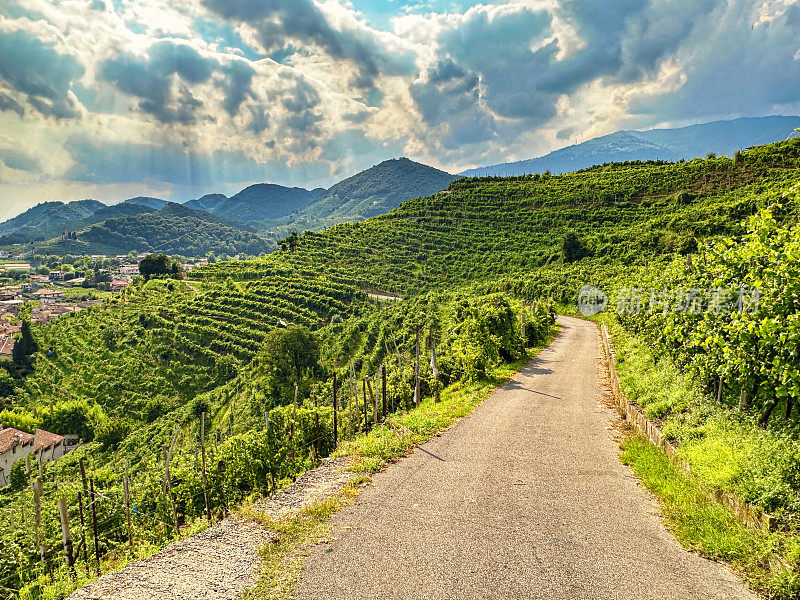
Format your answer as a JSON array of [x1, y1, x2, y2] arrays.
[[381, 365, 387, 420], [123, 459, 133, 547], [163, 428, 180, 537], [77, 491, 88, 571], [333, 372, 338, 447], [58, 497, 74, 568], [201, 413, 211, 523], [89, 478, 100, 574], [414, 328, 421, 407], [33, 479, 45, 567]]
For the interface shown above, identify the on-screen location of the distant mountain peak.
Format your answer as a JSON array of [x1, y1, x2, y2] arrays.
[[462, 115, 800, 178]]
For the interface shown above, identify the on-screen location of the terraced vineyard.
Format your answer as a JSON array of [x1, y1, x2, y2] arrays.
[[195, 142, 800, 294], [9, 276, 370, 426], [3, 139, 800, 599]]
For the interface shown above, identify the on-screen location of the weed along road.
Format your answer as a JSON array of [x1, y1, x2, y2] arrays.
[[293, 316, 756, 600]]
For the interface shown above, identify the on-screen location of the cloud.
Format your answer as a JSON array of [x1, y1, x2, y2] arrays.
[[201, 0, 414, 88], [0, 147, 41, 172], [628, 0, 800, 120], [0, 0, 799, 206], [62, 135, 336, 191], [99, 41, 217, 124], [220, 60, 256, 116], [0, 92, 24, 116], [0, 28, 84, 118], [99, 40, 266, 126], [410, 58, 496, 148]]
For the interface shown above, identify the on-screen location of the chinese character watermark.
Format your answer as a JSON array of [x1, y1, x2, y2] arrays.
[[580, 285, 760, 316]]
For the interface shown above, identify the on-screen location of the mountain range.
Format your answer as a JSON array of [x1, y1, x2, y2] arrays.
[[461, 116, 799, 177], [2, 115, 796, 257]]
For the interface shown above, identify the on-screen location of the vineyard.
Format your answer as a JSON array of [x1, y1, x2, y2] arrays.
[[2, 138, 800, 598]]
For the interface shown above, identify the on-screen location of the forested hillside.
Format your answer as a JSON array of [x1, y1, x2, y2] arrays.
[[271, 158, 457, 234], [0, 201, 155, 245], [2, 139, 800, 598], [30, 204, 272, 257], [185, 185, 325, 224]]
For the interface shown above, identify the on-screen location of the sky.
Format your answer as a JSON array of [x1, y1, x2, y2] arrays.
[[0, 0, 798, 219]]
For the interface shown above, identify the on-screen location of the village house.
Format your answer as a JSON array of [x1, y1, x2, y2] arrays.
[[0, 426, 67, 488], [49, 270, 67, 281], [118, 264, 140, 276], [35, 289, 66, 303], [0, 285, 21, 301], [0, 334, 15, 360], [0, 299, 25, 316], [110, 280, 130, 292]]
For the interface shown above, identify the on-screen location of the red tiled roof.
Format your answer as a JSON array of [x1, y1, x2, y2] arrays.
[[33, 429, 63, 452], [35, 289, 64, 296], [0, 427, 34, 454], [0, 335, 14, 356]]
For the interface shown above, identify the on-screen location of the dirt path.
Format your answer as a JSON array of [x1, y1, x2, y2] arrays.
[[66, 457, 357, 600], [292, 316, 756, 600]]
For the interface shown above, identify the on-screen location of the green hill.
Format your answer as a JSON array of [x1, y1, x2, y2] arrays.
[[22, 203, 272, 257], [0, 200, 155, 244], [185, 185, 325, 224], [3, 139, 800, 598], [275, 157, 456, 233]]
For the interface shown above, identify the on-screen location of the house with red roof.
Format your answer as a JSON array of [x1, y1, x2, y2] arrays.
[[0, 426, 67, 487]]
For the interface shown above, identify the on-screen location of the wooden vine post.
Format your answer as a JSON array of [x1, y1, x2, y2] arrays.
[[381, 365, 387, 420], [200, 412, 211, 522], [362, 378, 368, 431], [123, 459, 133, 547], [163, 427, 180, 537], [367, 377, 377, 427], [77, 490, 88, 571], [430, 326, 439, 402], [58, 497, 74, 568], [314, 393, 321, 458], [414, 328, 421, 407], [89, 478, 100, 574], [333, 372, 338, 447], [32, 479, 45, 567]]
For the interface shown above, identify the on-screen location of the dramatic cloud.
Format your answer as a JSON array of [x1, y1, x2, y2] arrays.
[[0, 147, 40, 172], [0, 28, 84, 118], [0, 0, 797, 215]]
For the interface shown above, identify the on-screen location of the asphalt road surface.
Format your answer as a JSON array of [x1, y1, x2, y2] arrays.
[[293, 316, 756, 600]]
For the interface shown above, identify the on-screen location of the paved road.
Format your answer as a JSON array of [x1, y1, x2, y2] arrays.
[[293, 316, 756, 600]]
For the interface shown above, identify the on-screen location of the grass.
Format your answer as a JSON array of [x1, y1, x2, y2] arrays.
[[243, 324, 559, 599], [605, 316, 800, 598], [242, 484, 362, 600], [609, 320, 800, 522], [620, 434, 800, 598]]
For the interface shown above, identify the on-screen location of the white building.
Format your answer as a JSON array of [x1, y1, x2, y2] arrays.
[[0, 427, 66, 487], [35, 289, 66, 303], [119, 264, 140, 276]]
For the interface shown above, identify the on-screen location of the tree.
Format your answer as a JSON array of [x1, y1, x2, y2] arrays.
[[279, 230, 300, 252], [562, 232, 587, 263], [258, 325, 320, 405], [139, 254, 184, 281], [12, 321, 37, 367]]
